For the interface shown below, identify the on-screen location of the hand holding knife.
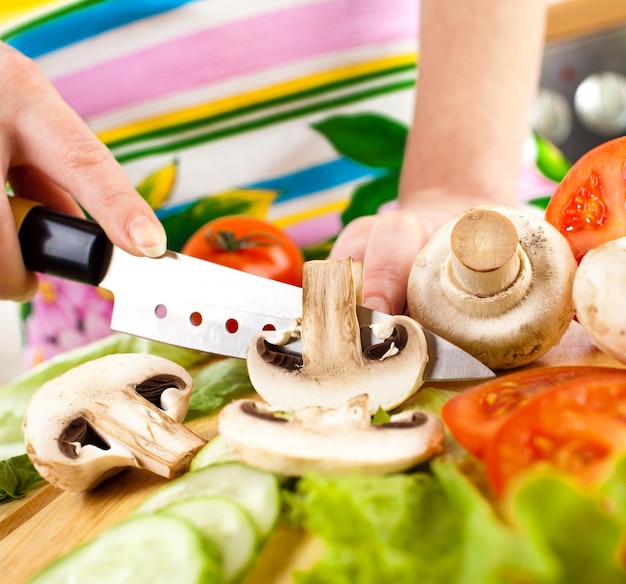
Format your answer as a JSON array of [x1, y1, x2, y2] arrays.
[[10, 196, 494, 382]]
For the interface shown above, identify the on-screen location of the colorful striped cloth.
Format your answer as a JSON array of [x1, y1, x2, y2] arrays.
[[1, 0, 562, 364]]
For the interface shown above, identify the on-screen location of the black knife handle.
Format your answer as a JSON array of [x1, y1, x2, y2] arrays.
[[13, 199, 112, 286]]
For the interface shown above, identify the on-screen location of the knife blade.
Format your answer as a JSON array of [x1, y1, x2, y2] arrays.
[[10, 197, 494, 381]]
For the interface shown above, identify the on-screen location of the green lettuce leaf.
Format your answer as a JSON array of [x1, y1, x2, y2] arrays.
[[185, 358, 254, 419], [507, 468, 626, 583], [0, 454, 44, 502], [285, 459, 555, 584], [287, 455, 626, 584]]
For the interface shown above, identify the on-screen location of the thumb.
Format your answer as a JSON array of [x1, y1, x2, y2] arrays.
[[360, 211, 429, 315]]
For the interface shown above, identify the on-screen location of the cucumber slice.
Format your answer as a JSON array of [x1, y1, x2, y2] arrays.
[[190, 434, 237, 471], [134, 462, 280, 539], [29, 514, 221, 584], [160, 496, 257, 583]]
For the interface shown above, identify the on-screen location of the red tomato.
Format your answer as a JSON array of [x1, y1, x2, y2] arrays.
[[485, 372, 626, 496], [181, 216, 304, 286], [441, 366, 620, 459], [545, 137, 626, 263]]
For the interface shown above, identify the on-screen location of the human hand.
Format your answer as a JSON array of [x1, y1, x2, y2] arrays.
[[0, 44, 166, 301]]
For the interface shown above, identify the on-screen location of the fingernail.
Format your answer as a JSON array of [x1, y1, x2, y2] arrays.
[[129, 214, 167, 257], [365, 296, 391, 315]]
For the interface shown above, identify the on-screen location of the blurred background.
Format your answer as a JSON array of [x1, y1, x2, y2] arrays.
[[537, 0, 626, 162], [2, 0, 626, 382]]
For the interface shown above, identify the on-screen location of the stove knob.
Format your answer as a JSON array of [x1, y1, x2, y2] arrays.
[[574, 71, 626, 135], [532, 88, 573, 145]]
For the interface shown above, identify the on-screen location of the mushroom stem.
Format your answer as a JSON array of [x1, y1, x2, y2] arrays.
[[301, 259, 365, 376], [246, 257, 429, 413], [449, 209, 525, 297]]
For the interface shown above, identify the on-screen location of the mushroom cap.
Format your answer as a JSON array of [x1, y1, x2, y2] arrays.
[[246, 314, 429, 414], [407, 205, 577, 370], [573, 236, 626, 363], [23, 353, 205, 492], [218, 395, 444, 477]]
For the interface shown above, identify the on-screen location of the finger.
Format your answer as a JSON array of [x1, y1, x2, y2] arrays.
[[360, 210, 429, 315], [8, 165, 84, 217], [4, 46, 166, 257], [328, 215, 378, 262], [0, 190, 39, 301]]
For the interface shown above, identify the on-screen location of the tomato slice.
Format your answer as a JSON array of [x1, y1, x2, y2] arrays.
[[485, 372, 626, 496], [545, 137, 626, 263], [441, 366, 621, 459]]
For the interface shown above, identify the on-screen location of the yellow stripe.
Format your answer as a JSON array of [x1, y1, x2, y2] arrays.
[[97, 53, 416, 145], [0, 0, 70, 26], [272, 199, 348, 229]]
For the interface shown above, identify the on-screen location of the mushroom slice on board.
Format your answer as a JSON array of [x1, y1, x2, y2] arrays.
[[407, 206, 577, 370], [246, 257, 429, 414], [23, 353, 206, 492], [218, 395, 444, 477]]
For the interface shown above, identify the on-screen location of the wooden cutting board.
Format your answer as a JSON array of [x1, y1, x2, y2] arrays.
[[1, 322, 623, 583]]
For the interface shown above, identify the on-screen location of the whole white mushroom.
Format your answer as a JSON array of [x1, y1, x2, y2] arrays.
[[573, 236, 626, 363], [407, 206, 577, 370]]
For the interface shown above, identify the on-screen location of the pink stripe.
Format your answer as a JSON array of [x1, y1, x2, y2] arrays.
[[285, 212, 343, 247], [52, 0, 417, 118]]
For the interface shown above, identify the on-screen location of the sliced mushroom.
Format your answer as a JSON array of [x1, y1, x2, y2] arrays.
[[23, 353, 206, 492], [407, 206, 577, 370], [218, 395, 444, 476], [246, 258, 429, 414]]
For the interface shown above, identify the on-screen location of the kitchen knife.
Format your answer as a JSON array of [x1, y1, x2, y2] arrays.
[[10, 197, 494, 381]]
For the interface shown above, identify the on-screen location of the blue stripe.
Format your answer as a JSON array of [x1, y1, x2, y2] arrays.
[[5, 0, 198, 58], [246, 157, 383, 203], [156, 156, 382, 220]]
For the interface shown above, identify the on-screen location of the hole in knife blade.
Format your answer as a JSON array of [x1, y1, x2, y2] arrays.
[[155, 304, 167, 319], [190, 312, 202, 326], [263, 324, 276, 331], [225, 318, 239, 334]]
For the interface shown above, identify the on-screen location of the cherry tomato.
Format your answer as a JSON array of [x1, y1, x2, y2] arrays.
[[181, 216, 304, 286], [441, 366, 620, 459], [545, 137, 626, 263], [485, 371, 626, 496]]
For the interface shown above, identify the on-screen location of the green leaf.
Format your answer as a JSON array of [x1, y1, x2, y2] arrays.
[[408, 387, 459, 416], [598, 456, 626, 528], [302, 238, 335, 261], [160, 188, 276, 252], [534, 133, 572, 183], [312, 114, 407, 169], [185, 358, 254, 419], [508, 469, 626, 583], [341, 173, 399, 226], [372, 406, 391, 425], [527, 195, 552, 212], [0, 454, 45, 502], [288, 460, 556, 584]]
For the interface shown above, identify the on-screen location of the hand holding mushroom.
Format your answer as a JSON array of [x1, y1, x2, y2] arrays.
[[407, 206, 577, 370]]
